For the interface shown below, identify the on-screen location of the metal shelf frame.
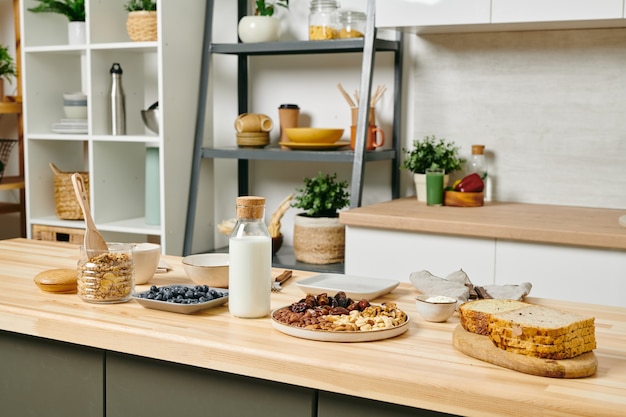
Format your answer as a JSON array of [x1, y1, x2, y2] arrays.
[[183, 0, 404, 256]]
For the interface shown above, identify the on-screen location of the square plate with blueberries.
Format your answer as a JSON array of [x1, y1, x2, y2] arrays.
[[132, 284, 229, 314]]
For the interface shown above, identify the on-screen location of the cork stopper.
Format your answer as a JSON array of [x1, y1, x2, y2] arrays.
[[236, 196, 265, 219], [471, 145, 485, 155]]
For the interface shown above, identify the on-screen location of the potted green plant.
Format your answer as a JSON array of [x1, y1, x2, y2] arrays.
[[28, 0, 86, 44], [124, 0, 157, 41], [401, 135, 465, 202], [291, 171, 350, 264], [238, 0, 289, 43], [0, 44, 17, 101]]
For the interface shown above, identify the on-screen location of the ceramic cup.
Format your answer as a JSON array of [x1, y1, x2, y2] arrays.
[[235, 113, 273, 133], [350, 125, 384, 151], [133, 242, 161, 285], [63, 92, 87, 119], [278, 104, 300, 142]]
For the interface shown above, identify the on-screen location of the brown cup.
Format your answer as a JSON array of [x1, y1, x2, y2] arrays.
[[235, 113, 273, 133], [350, 106, 376, 126], [350, 125, 385, 151], [278, 104, 300, 142]]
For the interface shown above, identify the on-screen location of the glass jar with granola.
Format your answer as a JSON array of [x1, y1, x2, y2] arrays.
[[77, 243, 134, 303], [338, 11, 366, 39], [309, 0, 340, 40]]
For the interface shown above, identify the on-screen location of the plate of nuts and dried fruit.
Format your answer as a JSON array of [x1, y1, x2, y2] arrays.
[[133, 284, 228, 314], [271, 291, 410, 342]]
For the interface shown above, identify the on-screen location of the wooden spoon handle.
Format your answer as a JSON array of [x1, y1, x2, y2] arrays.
[[71, 173, 96, 230]]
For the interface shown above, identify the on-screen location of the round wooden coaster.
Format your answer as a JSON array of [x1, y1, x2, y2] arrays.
[[34, 268, 78, 294]]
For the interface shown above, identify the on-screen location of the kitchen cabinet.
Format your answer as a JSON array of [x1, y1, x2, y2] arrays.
[[376, 0, 626, 32], [0, 330, 104, 417], [183, 0, 404, 261], [21, 0, 205, 255], [491, 0, 624, 24], [375, 0, 491, 29], [341, 199, 626, 308]]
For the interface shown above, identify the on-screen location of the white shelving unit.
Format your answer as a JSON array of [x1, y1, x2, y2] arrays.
[[21, 0, 205, 255]]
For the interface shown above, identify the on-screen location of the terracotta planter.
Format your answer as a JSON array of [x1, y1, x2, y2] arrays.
[[293, 214, 345, 264], [126, 11, 157, 42], [414, 173, 449, 203]]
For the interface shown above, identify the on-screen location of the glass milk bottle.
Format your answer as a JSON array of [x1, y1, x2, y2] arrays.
[[228, 196, 272, 318]]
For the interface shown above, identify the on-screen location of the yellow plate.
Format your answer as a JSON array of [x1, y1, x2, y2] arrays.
[[285, 128, 344, 143], [279, 140, 350, 150]]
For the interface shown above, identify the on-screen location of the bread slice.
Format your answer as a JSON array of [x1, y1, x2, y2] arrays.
[[487, 304, 596, 359], [458, 299, 528, 335], [490, 324, 595, 345], [491, 340, 596, 360]]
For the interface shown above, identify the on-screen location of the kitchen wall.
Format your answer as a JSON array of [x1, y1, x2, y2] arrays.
[[204, 2, 626, 253]]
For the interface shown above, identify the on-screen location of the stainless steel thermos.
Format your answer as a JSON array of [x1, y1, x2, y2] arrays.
[[109, 63, 126, 135]]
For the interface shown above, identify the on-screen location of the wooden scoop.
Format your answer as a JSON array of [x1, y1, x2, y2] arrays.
[[71, 173, 108, 253]]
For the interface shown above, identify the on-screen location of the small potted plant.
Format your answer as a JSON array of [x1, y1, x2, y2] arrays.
[[401, 135, 465, 202], [124, 0, 157, 42], [291, 171, 350, 264], [28, 0, 86, 44], [0, 44, 17, 101], [238, 0, 289, 43]]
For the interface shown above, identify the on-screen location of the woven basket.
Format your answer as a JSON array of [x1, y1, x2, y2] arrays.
[[50, 163, 88, 220], [126, 11, 157, 42]]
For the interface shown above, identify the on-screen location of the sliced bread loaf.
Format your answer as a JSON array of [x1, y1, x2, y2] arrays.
[[458, 299, 528, 335]]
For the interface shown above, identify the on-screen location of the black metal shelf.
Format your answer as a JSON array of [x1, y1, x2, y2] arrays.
[[184, 0, 404, 264], [210, 38, 401, 56], [201, 146, 397, 163]]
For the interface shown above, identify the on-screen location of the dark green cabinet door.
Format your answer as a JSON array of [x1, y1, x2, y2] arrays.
[[0, 330, 104, 417], [318, 391, 455, 417], [106, 351, 316, 417]]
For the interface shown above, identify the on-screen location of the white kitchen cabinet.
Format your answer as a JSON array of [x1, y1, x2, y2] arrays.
[[376, 0, 626, 32], [345, 226, 626, 308], [491, 0, 624, 23], [375, 0, 491, 29], [494, 241, 626, 307], [21, 0, 205, 255], [344, 227, 496, 284]]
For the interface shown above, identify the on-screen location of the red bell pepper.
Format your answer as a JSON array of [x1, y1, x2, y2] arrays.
[[454, 173, 484, 192]]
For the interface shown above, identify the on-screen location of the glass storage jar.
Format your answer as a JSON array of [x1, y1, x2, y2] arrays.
[[309, 0, 340, 40], [77, 243, 135, 303], [338, 11, 366, 39]]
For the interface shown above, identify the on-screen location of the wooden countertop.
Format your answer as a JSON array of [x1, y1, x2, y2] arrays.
[[1, 239, 625, 417], [340, 198, 626, 250]]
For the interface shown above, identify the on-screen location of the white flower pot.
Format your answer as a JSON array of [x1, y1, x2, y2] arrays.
[[68, 21, 86, 45], [414, 173, 449, 202], [238, 16, 280, 43]]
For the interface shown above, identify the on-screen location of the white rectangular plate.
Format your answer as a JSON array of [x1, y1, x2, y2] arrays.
[[296, 273, 399, 300]]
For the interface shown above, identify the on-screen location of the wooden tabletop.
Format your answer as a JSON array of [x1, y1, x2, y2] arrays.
[[1, 238, 625, 417], [340, 198, 626, 250]]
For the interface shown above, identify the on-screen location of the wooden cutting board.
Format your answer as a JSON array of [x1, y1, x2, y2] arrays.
[[452, 325, 597, 378]]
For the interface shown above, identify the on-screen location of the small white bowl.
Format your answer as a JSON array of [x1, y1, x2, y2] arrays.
[[182, 253, 229, 288], [133, 243, 161, 285], [415, 294, 457, 322]]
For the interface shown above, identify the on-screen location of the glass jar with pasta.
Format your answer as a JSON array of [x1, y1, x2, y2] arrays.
[[309, 0, 340, 41], [339, 11, 366, 39]]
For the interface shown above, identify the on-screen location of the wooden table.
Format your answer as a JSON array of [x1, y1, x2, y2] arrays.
[[1, 238, 625, 417]]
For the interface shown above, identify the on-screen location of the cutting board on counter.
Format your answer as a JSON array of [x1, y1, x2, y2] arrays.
[[452, 325, 597, 378]]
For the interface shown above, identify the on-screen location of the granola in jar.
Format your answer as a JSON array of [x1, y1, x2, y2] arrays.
[[77, 243, 134, 303]]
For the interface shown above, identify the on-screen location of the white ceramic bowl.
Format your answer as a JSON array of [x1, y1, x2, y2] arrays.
[[133, 243, 161, 285], [415, 294, 457, 322], [182, 253, 229, 288]]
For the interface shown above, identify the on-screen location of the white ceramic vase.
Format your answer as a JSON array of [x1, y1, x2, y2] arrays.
[[68, 21, 86, 45], [238, 16, 280, 43], [414, 173, 449, 203]]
